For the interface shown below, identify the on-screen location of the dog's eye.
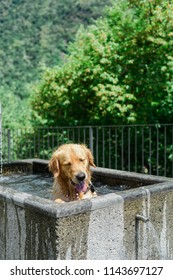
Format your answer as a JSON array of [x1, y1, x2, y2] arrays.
[[64, 162, 71, 166], [79, 158, 85, 162]]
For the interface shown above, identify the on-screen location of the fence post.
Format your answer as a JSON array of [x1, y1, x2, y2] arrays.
[[8, 129, 11, 162], [0, 104, 2, 174], [89, 126, 94, 153]]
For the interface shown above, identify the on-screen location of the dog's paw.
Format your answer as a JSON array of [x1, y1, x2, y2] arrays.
[[54, 198, 65, 203], [79, 192, 84, 199]]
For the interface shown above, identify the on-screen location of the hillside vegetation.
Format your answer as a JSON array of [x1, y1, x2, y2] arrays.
[[0, 0, 112, 128]]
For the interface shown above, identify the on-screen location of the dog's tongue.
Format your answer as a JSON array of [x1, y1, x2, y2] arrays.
[[75, 181, 87, 193]]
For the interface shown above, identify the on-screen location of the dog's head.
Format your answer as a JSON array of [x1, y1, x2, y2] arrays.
[[49, 144, 96, 194]]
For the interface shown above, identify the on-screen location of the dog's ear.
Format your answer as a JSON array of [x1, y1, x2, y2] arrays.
[[82, 145, 96, 167], [88, 149, 96, 167], [48, 152, 60, 177]]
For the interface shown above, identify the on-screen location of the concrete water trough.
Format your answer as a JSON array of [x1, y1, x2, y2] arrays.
[[0, 159, 173, 260]]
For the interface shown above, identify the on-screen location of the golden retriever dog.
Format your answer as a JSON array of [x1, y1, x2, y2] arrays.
[[49, 143, 97, 202]]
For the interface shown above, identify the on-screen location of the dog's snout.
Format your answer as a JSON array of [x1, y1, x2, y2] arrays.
[[76, 172, 86, 182]]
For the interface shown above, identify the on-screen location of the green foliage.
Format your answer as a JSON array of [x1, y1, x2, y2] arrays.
[[108, 0, 173, 123], [0, 0, 112, 128], [31, 0, 173, 126], [0, 86, 32, 129]]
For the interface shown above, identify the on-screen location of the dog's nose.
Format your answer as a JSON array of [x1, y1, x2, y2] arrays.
[[76, 172, 86, 182]]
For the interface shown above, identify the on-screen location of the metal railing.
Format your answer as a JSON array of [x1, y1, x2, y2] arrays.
[[2, 124, 173, 177]]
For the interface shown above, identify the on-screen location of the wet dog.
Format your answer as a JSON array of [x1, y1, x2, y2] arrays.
[[49, 144, 96, 202]]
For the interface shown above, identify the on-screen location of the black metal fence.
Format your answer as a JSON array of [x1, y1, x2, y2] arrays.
[[2, 124, 173, 177]]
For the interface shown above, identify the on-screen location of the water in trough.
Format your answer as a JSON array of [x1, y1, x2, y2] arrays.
[[0, 172, 130, 199]]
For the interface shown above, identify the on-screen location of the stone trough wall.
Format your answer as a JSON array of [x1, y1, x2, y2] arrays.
[[0, 159, 173, 260]]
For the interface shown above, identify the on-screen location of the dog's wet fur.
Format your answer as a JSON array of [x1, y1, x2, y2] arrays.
[[49, 144, 96, 202]]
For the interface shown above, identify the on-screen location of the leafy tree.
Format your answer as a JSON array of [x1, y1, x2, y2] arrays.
[[0, 86, 31, 129], [31, 0, 173, 126]]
